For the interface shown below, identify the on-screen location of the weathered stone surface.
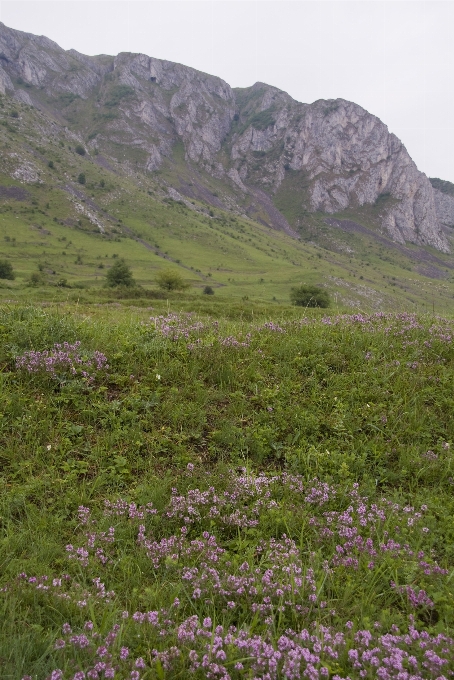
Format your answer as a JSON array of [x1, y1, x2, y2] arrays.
[[0, 21, 450, 252]]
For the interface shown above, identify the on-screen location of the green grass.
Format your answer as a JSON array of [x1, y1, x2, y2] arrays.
[[1, 303, 454, 677]]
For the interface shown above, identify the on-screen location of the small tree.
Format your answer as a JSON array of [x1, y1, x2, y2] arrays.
[[203, 285, 214, 295], [290, 285, 330, 308], [106, 259, 135, 287], [0, 259, 15, 280], [155, 269, 189, 291], [75, 145, 86, 156], [78, 173, 86, 185]]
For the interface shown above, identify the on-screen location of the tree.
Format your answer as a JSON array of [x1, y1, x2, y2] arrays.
[[0, 259, 15, 280], [75, 144, 86, 156], [106, 259, 135, 287], [203, 285, 214, 295], [78, 173, 86, 185], [155, 269, 189, 291], [290, 285, 330, 308]]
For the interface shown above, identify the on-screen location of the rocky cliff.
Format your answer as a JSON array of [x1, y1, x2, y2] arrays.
[[0, 21, 450, 252]]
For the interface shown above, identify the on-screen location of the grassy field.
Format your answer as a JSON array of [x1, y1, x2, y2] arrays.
[[1, 301, 454, 678]]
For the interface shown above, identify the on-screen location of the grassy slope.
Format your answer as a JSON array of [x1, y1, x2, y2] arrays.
[[1, 304, 454, 677], [1, 92, 454, 314]]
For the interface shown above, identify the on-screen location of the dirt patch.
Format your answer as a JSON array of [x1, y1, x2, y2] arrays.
[[0, 185, 30, 201], [416, 265, 446, 280], [325, 218, 453, 274], [94, 155, 118, 173]]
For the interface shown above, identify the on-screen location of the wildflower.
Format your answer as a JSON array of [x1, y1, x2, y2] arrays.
[[54, 639, 66, 649], [120, 647, 129, 660], [135, 658, 146, 669], [156, 374, 161, 380], [47, 444, 52, 451]]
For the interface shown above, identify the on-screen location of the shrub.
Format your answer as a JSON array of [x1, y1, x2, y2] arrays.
[[106, 258, 135, 287], [104, 85, 135, 108], [0, 259, 15, 280], [203, 285, 214, 295], [290, 285, 330, 308], [28, 272, 45, 287], [10, 110, 19, 118], [78, 173, 86, 185], [75, 144, 86, 156], [155, 269, 189, 291], [48, 160, 54, 169]]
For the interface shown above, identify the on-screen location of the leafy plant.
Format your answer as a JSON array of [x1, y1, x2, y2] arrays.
[[290, 284, 330, 308], [0, 259, 15, 280], [75, 145, 86, 156], [106, 259, 135, 287], [155, 269, 189, 291]]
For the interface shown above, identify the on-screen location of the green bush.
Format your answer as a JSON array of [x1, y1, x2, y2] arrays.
[[104, 85, 135, 108], [75, 144, 86, 156], [77, 173, 86, 185], [28, 272, 45, 287], [203, 285, 214, 295], [0, 259, 15, 280], [105, 258, 135, 287], [290, 285, 330, 308], [155, 268, 190, 291]]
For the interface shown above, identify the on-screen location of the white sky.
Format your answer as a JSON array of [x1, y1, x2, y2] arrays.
[[1, 0, 454, 182]]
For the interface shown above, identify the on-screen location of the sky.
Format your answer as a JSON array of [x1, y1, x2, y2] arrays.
[[1, 0, 454, 182]]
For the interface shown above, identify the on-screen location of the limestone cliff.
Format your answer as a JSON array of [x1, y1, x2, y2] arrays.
[[0, 21, 450, 252]]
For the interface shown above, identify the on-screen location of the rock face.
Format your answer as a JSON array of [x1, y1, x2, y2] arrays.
[[430, 179, 454, 230], [0, 21, 450, 252]]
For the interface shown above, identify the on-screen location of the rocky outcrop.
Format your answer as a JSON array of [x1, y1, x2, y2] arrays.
[[228, 88, 448, 251], [0, 21, 450, 252], [430, 179, 454, 230]]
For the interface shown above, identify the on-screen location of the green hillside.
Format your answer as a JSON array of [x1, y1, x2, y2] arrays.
[[1, 91, 454, 313]]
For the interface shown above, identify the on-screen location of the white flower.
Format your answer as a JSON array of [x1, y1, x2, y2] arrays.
[[46, 444, 52, 451], [156, 374, 161, 380]]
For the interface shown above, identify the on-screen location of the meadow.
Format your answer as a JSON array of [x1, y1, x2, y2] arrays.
[[1, 301, 454, 679]]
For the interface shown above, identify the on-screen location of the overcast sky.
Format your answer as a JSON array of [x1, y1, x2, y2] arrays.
[[1, 0, 453, 182]]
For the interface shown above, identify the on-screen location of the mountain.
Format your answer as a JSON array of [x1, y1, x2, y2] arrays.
[[1, 21, 454, 312], [0, 21, 451, 253]]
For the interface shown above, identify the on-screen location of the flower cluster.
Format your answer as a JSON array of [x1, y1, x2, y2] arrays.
[[15, 341, 108, 382], [16, 470, 453, 679]]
